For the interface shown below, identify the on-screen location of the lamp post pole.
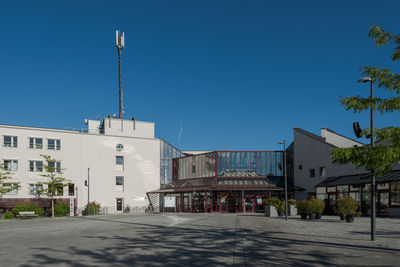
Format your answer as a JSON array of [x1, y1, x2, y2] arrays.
[[370, 79, 376, 241], [279, 140, 288, 220], [356, 77, 376, 241]]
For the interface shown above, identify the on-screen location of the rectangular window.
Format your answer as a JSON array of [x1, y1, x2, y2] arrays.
[[29, 160, 43, 172], [4, 160, 18, 171], [116, 176, 124, 185], [391, 181, 400, 206], [4, 183, 18, 195], [309, 168, 315, 178], [68, 184, 75, 196], [319, 167, 326, 177], [48, 139, 61, 150], [29, 183, 43, 196], [56, 184, 64, 196], [48, 161, 61, 173], [29, 137, 43, 149], [4, 136, 18, 148], [116, 156, 124, 171]]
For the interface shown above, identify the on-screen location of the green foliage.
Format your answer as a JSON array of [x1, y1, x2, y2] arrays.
[[336, 197, 359, 216], [83, 201, 101, 215], [12, 202, 44, 216], [54, 201, 69, 217], [309, 197, 325, 214], [263, 198, 281, 210], [4, 210, 14, 219], [296, 200, 311, 214], [332, 26, 400, 177], [288, 199, 297, 206], [40, 155, 69, 199]]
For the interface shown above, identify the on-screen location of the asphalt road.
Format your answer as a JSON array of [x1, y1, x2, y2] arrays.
[[0, 213, 399, 266]]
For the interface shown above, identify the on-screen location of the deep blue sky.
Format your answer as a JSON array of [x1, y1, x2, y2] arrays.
[[1, 1, 399, 150]]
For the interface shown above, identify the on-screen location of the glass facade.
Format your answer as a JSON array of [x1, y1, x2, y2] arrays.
[[160, 139, 184, 185], [173, 151, 283, 180]]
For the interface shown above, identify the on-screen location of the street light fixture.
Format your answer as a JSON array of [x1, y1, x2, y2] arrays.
[[356, 76, 376, 241], [278, 140, 288, 220]]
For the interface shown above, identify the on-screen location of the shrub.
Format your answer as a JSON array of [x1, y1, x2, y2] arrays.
[[336, 196, 359, 216], [54, 201, 69, 217], [296, 200, 311, 215], [288, 199, 297, 206], [309, 197, 325, 214], [4, 210, 14, 219], [264, 198, 282, 211], [12, 202, 44, 216], [83, 201, 101, 215]]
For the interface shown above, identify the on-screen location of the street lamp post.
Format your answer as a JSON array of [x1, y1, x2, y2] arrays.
[[357, 77, 376, 241], [278, 140, 288, 220]]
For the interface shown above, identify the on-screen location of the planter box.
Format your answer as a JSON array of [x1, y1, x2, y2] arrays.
[[264, 205, 278, 217], [289, 205, 297, 216]]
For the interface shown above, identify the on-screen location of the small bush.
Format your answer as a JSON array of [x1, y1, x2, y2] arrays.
[[54, 201, 69, 217], [12, 202, 44, 216], [309, 197, 325, 214], [296, 199, 311, 215], [288, 199, 297, 206], [4, 210, 14, 219], [336, 197, 359, 216], [83, 201, 101, 215]]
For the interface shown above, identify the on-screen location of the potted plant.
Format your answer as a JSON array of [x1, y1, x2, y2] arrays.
[[288, 199, 297, 216], [310, 197, 325, 219], [333, 206, 345, 220], [336, 196, 359, 223], [296, 200, 309, 219], [263, 198, 281, 217]]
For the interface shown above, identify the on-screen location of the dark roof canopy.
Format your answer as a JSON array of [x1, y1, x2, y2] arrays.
[[315, 170, 400, 187]]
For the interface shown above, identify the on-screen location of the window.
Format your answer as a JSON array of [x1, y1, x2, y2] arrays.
[[192, 165, 196, 173], [4, 160, 18, 171], [29, 183, 43, 196], [29, 161, 43, 172], [29, 137, 43, 149], [116, 176, 124, 185], [4, 136, 17, 148], [48, 139, 61, 150], [56, 184, 64, 196], [68, 184, 75, 196], [116, 156, 124, 171], [3, 183, 18, 195], [391, 181, 400, 206], [116, 144, 124, 151], [337, 185, 349, 199], [309, 168, 315, 178], [319, 167, 326, 177], [48, 161, 61, 173]]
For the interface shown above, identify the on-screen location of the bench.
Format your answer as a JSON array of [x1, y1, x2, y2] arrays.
[[16, 211, 39, 218]]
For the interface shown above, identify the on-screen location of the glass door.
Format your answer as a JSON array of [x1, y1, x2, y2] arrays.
[[116, 198, 123, 212], [378, 191, 389, 216]]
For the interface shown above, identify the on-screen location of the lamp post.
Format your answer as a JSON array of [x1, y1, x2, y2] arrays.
[[278, 140, 288, 220], [357, 76, 376, 241]]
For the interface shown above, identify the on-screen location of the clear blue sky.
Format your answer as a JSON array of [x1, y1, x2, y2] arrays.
[[1, 1, 399, 151]]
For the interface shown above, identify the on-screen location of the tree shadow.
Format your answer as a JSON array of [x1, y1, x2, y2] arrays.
[[20, 216, 400, 267]]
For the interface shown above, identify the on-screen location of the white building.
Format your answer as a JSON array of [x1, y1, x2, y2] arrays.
[[293, 127, 364, 200], [0, 117, 162, 214]]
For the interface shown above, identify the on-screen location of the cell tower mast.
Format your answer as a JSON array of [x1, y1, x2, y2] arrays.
[[115, 30, 125, 119]]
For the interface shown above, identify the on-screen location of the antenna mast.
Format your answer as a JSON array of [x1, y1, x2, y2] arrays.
[[115, 30, 125, 119]]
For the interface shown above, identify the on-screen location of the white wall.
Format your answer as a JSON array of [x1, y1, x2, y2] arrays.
[[0, 120, 160, 213], [321, 128, 363, 148], [294, 129, 363, 200]]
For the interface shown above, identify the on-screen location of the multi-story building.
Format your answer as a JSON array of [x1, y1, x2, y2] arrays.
[[293, 127, 364, 200], [0, 117, 161, 213]]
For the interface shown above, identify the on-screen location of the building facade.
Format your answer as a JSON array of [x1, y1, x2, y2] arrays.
[[0, 117, 161, 213], [293, 128, 364, 200]]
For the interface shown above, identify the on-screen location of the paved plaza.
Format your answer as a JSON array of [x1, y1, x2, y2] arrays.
[[0, 213, 399, 266]]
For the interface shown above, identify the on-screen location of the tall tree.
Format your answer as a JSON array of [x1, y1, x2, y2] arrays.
[[0, 163, 20, 196], [40, 155, 69, 218], [332, 26, 400, 176]]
